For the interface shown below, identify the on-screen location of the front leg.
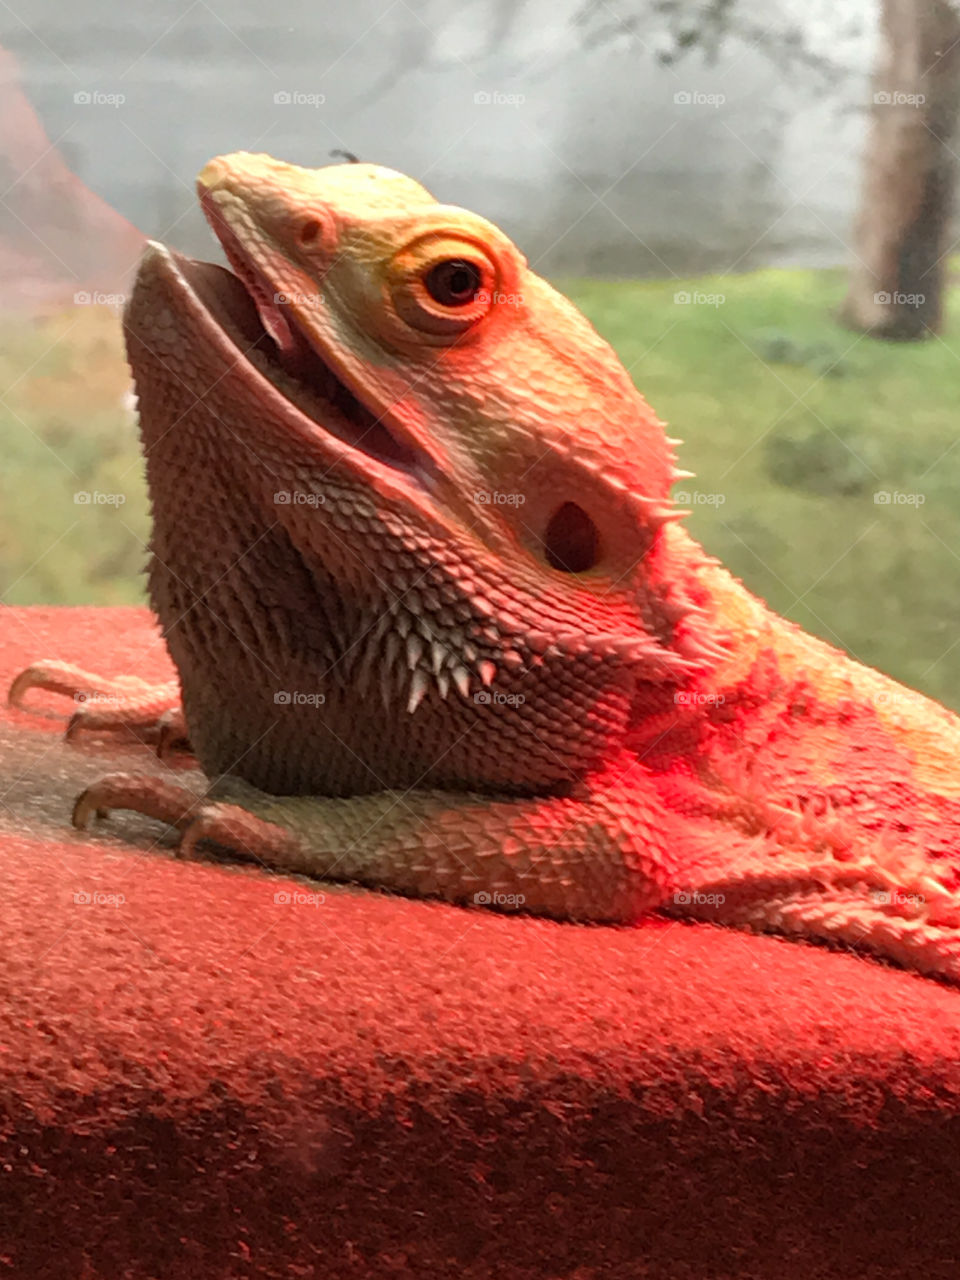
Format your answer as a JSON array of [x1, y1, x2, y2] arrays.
[[70, 768, 960, 983], [72, 761, 677, 923]]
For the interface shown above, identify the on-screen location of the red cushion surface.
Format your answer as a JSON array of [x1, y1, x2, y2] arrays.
[[2, 607, 960, 1279]]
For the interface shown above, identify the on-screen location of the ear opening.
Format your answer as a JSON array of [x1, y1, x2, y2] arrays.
[[544, 502, 601, 573]]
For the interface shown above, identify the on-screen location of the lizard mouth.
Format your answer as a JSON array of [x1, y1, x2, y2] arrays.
[[132, 209, 427, 481], [171, 250, 422, 474]]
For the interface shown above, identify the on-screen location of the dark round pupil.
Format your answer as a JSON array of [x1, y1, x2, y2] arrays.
[[424, 259, 482, 306]]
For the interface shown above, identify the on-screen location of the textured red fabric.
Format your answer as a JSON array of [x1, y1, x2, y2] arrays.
[[2, 607, 960, 1279]]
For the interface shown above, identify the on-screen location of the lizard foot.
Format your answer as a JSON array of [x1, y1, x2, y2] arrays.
[[72, 772, 298, 864], [9, 660, 190, 757]]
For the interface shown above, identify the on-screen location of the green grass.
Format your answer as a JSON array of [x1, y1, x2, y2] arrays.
[[5, 268, 960, 708], [0, 308, 149, 606], [567, 269, 960, 709]]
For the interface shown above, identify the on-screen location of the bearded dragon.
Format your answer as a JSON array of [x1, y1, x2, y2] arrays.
[[11, 152, 960, 982]]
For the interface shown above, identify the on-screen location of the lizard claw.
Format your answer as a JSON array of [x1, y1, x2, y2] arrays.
[[72, 772, 298, 866], [10, 659, 187, 751], [72, 772, 201, 833], [9, 660, 102, 711], [177, 802, 298, 863]]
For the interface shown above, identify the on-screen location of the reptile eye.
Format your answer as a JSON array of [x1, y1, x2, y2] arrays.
[[424, 259, 483, 307], [389, 236, 497, 338], [544, 502, 601, 573]]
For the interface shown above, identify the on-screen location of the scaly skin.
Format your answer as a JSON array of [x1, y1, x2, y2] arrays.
[[12, 152, 960, 980]]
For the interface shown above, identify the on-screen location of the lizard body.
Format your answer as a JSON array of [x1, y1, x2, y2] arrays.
[[12, 152, 960, 979]]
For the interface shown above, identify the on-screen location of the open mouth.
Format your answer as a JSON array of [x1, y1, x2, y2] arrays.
[[166, 203, 421, 476]]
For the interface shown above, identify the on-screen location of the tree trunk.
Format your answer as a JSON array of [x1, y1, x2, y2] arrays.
[[841, 0, 960, 340]]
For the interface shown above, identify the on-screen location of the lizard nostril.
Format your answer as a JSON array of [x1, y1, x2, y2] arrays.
[[296, 217, 325, 250]]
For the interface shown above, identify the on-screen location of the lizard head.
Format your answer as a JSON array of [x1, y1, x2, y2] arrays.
[[125, 152, 722, 793]]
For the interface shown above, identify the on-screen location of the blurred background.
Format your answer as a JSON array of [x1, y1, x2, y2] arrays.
[[2, 0, 960, 706]]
